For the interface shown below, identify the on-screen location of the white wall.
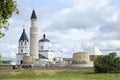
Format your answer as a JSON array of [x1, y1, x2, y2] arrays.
[[18, 40, 29, 54], [39, 42, 51, 51], [39, 51, 54, 62], [16, 54, 23, 65]]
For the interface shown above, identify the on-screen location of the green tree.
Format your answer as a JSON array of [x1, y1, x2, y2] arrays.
[[0, 0, 18, 38], [94, 52, 120, 73]]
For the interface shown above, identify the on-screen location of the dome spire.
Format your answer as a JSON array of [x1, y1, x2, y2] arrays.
[[19, 27, 28, 41], [23, 25, 25, 32], [39, 33, 50, 42], [43, 33, 45, 39]]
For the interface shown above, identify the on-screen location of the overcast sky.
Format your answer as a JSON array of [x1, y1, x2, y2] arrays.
[[0, 0, 120, 58]]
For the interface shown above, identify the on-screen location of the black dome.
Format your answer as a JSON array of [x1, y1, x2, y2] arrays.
[[39, 34, 50, 42], [19, 29, 29, 41], [39, 39, 50, 42]]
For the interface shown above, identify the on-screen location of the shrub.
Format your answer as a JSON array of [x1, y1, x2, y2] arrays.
[[94, 52, 120, 73]]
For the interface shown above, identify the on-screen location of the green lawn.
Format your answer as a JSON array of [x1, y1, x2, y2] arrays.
[[0, 66, 120, 80]]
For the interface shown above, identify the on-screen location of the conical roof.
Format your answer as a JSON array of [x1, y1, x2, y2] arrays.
[[31, 9, 37, 19], [19, 29, 29, 41], [90, 46, 102, 55]]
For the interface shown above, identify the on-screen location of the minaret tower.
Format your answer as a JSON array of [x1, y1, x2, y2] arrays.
[[30, 10, 38, 59]]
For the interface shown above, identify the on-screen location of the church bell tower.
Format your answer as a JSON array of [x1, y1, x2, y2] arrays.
[[16, 28, 29, 65]]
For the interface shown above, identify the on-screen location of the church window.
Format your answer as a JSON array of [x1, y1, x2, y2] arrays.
[[25, 41, 27, 45], [41, 46, 43, 49], [21, 49, 23, 52]]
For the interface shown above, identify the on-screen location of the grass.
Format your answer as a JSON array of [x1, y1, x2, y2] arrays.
[[0, 66, 120, 80]]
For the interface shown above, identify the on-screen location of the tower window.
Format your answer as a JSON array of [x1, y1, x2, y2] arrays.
[[21, 49, 23, 52], [25, 41, 27, 45]]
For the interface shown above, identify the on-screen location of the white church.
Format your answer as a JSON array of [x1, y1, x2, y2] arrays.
[[16, 10, 54, 66]]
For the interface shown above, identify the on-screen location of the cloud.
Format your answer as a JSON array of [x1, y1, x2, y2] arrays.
[[41, 0, 120, 55], [43, 0, 117, 31], [1, 0, 120, 59]]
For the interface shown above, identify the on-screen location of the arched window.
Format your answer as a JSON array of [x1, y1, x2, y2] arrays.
[[21, 49, 23, 53], [25, 41, 27, 45], [41, 46, 43, 49]]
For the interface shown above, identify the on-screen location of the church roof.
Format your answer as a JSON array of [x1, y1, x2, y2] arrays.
[[39, 34, 50, 42], [31, 9, 37, 19], [19, 29, 29, 41]]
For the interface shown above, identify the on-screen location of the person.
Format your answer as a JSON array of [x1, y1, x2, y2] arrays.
[[12, 65, 17, 69]]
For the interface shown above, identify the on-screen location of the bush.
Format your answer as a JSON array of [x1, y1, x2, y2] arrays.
[[94, 52, 120, 73]]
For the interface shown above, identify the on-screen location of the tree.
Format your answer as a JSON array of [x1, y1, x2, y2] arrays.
[[94, 52, 120, 73], [0, 0, 18, 38]]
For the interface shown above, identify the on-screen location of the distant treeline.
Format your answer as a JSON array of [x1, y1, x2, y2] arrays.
[[0, 60, 12, 64]]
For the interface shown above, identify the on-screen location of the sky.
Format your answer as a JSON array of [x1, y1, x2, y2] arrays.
[[0, 0, 120, 58]]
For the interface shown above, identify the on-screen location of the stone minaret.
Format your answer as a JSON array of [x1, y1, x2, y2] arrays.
[[30, 10, 38, 59]]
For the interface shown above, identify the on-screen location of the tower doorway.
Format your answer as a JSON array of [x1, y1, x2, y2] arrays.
[[20, 60, 23, 65]]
